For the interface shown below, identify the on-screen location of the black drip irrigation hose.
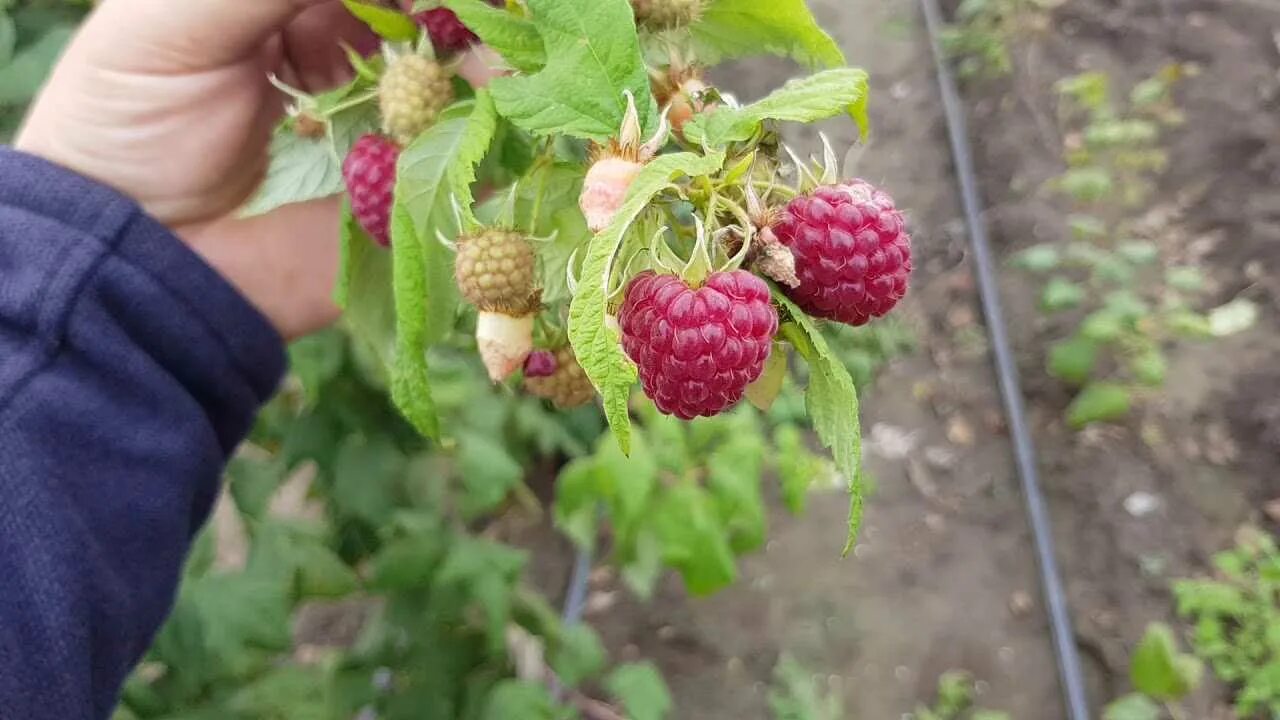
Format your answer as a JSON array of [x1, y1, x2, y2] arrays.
[[917, 0, 1092, 718]]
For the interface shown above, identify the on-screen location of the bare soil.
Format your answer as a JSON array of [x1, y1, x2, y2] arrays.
[[511, 1, 1280, 717]]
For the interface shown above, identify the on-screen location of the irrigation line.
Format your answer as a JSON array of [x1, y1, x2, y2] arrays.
[[561, 544, 593, 626], [917, 0, 1092, 717], [552, 543, 594, 702]]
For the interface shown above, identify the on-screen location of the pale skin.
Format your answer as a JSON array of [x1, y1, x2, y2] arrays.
[[17, 0, 499, 340]]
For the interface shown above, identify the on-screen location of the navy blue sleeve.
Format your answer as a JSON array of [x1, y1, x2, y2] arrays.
[[0, 147, 286, 718]]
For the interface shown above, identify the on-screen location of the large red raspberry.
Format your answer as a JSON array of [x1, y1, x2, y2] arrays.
[[416, 0, 499, 54], [619, 270, 778, 420], [772, 180, 911, 326], [342, 134, 400, 247]]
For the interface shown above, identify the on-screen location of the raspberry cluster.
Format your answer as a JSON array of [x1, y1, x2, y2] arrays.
[[619, 270, 778, 419]]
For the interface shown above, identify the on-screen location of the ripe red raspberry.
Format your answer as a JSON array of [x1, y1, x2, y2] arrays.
[[772, 180, 911, 326], [415, 0, 499, 54], [619, 270, 779, 420], [525, 346, 596, 409], [342, 134, 401, 247]]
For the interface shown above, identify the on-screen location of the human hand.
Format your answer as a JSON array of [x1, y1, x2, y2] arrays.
[[16, 0, 497, 340]]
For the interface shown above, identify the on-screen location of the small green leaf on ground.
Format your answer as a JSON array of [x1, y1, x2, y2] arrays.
[[1102, 693, 1161, 720], [1012, 244, 1060, 272], [1066, 382, 1131, 428], [607, 662, 672, 720], [1041, 277, 1086, 312], [1130, 622, 1203, 701], [1047, 336, 1097, 385]]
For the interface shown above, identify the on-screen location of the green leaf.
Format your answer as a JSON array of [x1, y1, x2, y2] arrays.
[[1056, 166, 1113, 202], [651, 481, 736, 595], [1118, 240, 1159, 265], [369, 531, 447, 590], [242, 97, 379, 217], [0, 14, 16, 67], [0, 23, 74, 105], [706, 422, 767, 553], [332, 435, 406, 525], [1208, 298, 1259, 337], [391, 94, 498, 438], [481, 680, 559, 720], [443, 0, 545, 72], [1131, 623, 1203, 700], [247, 522, 359, 600], [288, 330, 346, 404], [1164, 309, 1212, 339], [690, 0, 845, 70], [774, 423, 827, 514], [337, 201, 398, 371], [568, 150, 726, 453], [226, 456, 283, 520], [606, 662, 672, 720], [152, 574, 292, 688], [226, 665, 334, 720], [1102, 693, 1161, 720], [1047, 336, 1097, 385], [1067, 383, 1132, 428], [1011, 244, 1060, 273], [688, 68, 870, 147], [341, 0, 420, 41], [1081, 310, 1124, 342], [550, 623, 607, 688], [1129, 347, 1167, 387], [553, 458, 602, 549], [776, 297, 864, 554], [489, 0, 656, 141], [514, 162, 591, 306], [457, 430, 525, 517], [594, 427, 658, 532], [1041, 277, 1085, 312], [1165, 266, 1204, 292]]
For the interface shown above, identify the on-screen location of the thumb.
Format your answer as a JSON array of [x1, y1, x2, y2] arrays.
[[85, 0, 333, 68]]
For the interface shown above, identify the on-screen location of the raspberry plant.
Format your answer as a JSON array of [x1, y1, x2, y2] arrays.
[[1173, 527, 1280, 719], [1010, 68, 1256, 428]]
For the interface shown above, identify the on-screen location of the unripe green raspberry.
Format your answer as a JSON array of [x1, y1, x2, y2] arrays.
[[631, 0, 706, 30], [455, 229, 539, 314], [525, 346, 597, 409], [379, 54, 454, 146]]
